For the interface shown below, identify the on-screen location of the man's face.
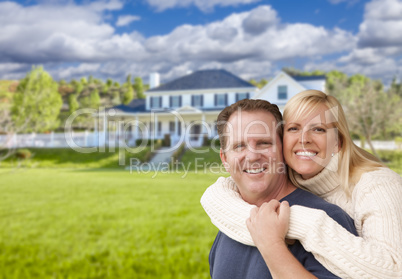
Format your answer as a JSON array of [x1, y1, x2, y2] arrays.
[[220, 110, 287, 205]]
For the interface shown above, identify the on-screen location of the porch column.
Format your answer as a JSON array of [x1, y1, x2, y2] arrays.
[[94, 118, 98, 146], [175, 116, 179, 143], [135, 116, 139, 144], [154, 114, 158, 139], [201, 114, 206, 134], [103, 112, 107, 148]]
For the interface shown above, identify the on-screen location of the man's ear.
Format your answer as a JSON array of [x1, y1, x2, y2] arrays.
[[220, 148, 230, 172]]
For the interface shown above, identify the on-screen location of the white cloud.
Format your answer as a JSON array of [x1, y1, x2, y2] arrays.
[[116, 15, 141, 27], [358, 0, 402, 47], [1, 1, 397, 85], [145, 0, 262, 12]]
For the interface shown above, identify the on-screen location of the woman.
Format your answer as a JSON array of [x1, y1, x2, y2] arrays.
[[201, 90, 402, 278]]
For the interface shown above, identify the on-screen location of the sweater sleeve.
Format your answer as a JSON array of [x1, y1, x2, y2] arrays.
[[288, 171, 402, 279], [200, 173, 402, 278], [200, 176, 256, 246]]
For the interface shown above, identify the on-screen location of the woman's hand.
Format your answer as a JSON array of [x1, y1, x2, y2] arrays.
[[246, 200, 291, 252]]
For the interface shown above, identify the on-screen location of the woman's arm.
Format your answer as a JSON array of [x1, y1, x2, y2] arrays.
[[200, 176, 255, 245], [288, 173, 402, 278], [247, 200, 317, 279], [200, 175, 402, 278]]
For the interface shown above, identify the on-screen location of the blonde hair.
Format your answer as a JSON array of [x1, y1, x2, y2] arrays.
[[284, 90, 384, 195]]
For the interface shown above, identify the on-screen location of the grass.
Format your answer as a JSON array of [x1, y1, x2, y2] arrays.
[[0, 147, 400, 278], [0, 147, 153, 169], [0, 169, 221, 279], [180, 147, 223, 172], [377, 150, 402, 174]]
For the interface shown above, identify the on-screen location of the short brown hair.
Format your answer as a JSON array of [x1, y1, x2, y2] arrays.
[[217, 99, 283, 150]]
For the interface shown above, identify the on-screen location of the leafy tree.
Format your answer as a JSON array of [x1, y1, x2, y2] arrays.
[[133, 77, 145, 99], [68, 93, 79, 115], [11, 66, 62, 133], [282, 67, 325, 77], [249, 78, 268, 89], [88, 75, 94, 85], [330, 73, 400, 158], [80, 77, 88, 86], [74, 81, 84, 96], [89, 89, 100, 109], [81, 89, 100, 109], [122, 83, 134, 105], [390, 76, 402, 97]]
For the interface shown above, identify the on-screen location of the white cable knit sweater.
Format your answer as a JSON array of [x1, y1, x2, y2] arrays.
[[200, 157, 402, 278]]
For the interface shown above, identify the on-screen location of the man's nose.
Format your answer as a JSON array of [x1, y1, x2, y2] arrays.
[[245, 147, 261, 162]]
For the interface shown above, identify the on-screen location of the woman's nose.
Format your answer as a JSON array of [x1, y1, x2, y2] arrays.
[[300, 129, 312, 144]]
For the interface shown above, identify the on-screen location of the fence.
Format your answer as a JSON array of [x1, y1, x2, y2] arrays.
[[0, 131, 206, 149], [0, 132, 399, 150]]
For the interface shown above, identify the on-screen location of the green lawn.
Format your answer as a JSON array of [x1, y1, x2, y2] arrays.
[[0, 147, 400, 279], [0, 169, 222, 279], [0, 148, 153, 169]]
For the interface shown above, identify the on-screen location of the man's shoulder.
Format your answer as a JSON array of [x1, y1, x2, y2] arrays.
[[284, 188, 357, 235]]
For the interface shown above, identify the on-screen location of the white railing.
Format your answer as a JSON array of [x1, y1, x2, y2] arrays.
[[2, 132, 398, 150], [352, 140, 398, 150]]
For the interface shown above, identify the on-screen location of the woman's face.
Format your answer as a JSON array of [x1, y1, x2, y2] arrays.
[[283, 104, 340, 179]]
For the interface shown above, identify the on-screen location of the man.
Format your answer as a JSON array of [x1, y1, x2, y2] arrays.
[[205, 99, 356, 278]]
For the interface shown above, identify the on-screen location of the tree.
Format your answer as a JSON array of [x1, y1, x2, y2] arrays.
[[68, 93, 79, 115], [330, 73, 400, 158], [249, 78, 268, 89], [122, 74, 134, 105], [133, 77, 145, 99], [122, 83, 134, 105], [11, 66, 62, 133]]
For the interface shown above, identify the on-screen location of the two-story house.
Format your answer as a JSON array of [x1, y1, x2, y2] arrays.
[[107, 69, 326, 148]]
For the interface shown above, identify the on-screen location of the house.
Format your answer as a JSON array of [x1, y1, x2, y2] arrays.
[[106, 69, 326, 148], [254, 71, 326, 111]]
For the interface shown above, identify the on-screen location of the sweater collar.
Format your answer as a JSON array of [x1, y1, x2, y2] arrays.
[[294, 153, 340, 196]]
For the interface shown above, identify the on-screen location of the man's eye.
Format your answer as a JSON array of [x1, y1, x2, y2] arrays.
[[234, 144, 244, 150], [260, 141, 272, 146]]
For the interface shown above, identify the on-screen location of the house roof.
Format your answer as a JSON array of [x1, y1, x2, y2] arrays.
[[291, 75, 326, 81], [147, 69, 255, 92], [112, 98, 146, 113]]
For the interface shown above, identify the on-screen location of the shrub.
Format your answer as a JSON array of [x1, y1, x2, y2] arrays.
[[15, 149, 32, 159], [135, 139, 159, 147], [163, 134, 171, 147]]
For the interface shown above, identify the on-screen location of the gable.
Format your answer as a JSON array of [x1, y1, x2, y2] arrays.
[[253, 72, 306, 105]]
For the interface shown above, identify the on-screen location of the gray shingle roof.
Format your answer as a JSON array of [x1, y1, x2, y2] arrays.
[[112, 99, 146, 113], [147, 69, 255, 92], [292, 75, 326, 81]]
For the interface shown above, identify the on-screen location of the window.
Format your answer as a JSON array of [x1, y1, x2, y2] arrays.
[[170, 96, 181, 108], [236, 93, 249, 102], [151, 96, 162, 108], [169, 121, 175, 133], [278, 86, 287, 100], [192, 95, 203, 107], [215, 94, 227, 106]]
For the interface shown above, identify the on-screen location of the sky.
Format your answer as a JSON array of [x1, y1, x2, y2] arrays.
[[1, 0, 402, 85]]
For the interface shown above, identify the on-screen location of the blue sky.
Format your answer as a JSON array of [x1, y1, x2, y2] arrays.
[[1, 0, 401, 85]]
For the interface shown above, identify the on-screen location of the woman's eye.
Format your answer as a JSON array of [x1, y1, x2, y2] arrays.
[[287, 127, 298, 132], [313, 127, 326, 132]]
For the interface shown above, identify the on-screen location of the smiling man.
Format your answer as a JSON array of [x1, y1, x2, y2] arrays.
[[205, 99, 356, 279]]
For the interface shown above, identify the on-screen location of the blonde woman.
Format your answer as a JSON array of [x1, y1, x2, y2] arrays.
[[201, 90, 402, 278]]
